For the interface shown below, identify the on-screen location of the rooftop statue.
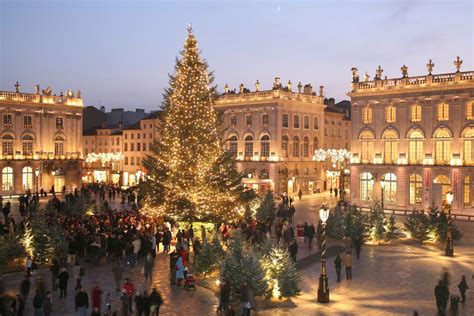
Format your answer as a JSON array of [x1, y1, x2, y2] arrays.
[[351, 67, 359, 82]]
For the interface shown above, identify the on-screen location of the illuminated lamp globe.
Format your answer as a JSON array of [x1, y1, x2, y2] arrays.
[[319, 207, 329, 224], [446, 192, 454, 205]]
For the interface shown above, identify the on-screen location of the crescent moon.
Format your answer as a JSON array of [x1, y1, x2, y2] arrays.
[[277, 5, 281, 11]]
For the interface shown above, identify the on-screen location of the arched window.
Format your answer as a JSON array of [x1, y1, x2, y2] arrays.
[[2, 167, 13, 191], [228, 135, 238, 157], [312, 137, 319, 154], [54, 135, 65, 156], [437, 103, 449, 121], [359, 130, 375, 163], [260, 135, 270, 157], [433, 127, 452, 165], [244, 135, 253, 157], [382, 129, 399, 164], [22, 166, 33, 191], [22, 135, 34, 156], [292, 136, 300, 157], [385, 105, 396, 123], [464, 176, 472, 207], [409, 174, 423, 204], [411, 104, 422, 122], [382, 173, 397, 204], [281, 135, 289, 158], [360, 172, 374, 201], [303, 136, 310, 157], [2, 134, 14, 156], [461, 127, 474, 166], [362, 107, 372, 124], [407, 128, 424, 164]]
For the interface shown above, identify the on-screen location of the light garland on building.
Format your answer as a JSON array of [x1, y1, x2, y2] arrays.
[[313, 148, 352, 168], [85, 152, 124, 166]]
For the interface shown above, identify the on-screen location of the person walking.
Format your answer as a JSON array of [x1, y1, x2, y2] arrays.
[[148, 288, 163, 316], [288, 239, 298, 262], [91, 283, 102, 314], [58, 267, 69, 299], [458, 275, 469, 303], [240, 282, 254, 316], [143, 252, 154, 284], [354, 236, 362, 259], [50, 260, 60, 292], [334, 254, 342, 282], [112, 261, 124, 293], [73, 262, 85, 291], [120, 290, 130, 316], [19, 276, 31, 301], [75, 287, 89, 316], [42, 292, 52, 316], [175, 255, 185, 286], [308, 223, 316, 250], [298, 189, 302, 200], [32, 290, 43, 316], [218, 278, 231, 314], [435, 280, 449, 315], [122, 278, 135, 313], [343, 252, 352, 280]]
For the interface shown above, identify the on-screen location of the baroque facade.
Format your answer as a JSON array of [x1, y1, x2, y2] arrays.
[[348, 58, 474, 214], [215, 78, 350, 195], [0, 83, 83, 195]]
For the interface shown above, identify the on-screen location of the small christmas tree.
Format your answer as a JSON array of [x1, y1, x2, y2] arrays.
[[367, 202, 386, 241], [194, 237, 224, 275], [326, 205, 345, 240], [404, 210, 431, 243], [261, 247, 300, 298], [256, 191, 277, 224], [384, 214, 398, 241]]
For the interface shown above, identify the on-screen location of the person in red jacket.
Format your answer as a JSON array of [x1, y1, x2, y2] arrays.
[[122, 278, 135, 313], [91, 282, 102, 314]]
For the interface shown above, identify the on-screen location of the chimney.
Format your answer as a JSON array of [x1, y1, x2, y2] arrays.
[[100, 106, 105, 113], [303, 84, 313, 95]]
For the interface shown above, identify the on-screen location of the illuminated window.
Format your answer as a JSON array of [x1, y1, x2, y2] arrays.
[[407, 129, 424, 164], [22, 166, 33, 191], [230, 115, 237, 126], [362, 107, 372, 124], [437, 103, 449, 121], [24, 115, 33, 128], [359, 130, 375, 163], [54, 135, 65, 156], [433, 127, 452, 165], [281, 135, 289, 157], [385, 106, 396, 123], [303, 136, 309, 157], [411, 104, 422, 122], [409, 174, 423, 204], [465, 176, 473, 207], [467, 102, 474, 120], [2, 134, 13, 155], [313, 117, 319, 130], [462, 127, 474, 165], [228, 135, 238, 157], [262, 114, 269, 126], [2, 167, 13, 191], [303, 116, 309, 129], [260, 135, 270, 157], [382, 129, 398, 164], [3, 114, 12, 127], [313, 136, 319, 153], [293, 115, 300, 128], [282, 114, 289, 128], [244, 135, 253, 157], [22, 135, 34, 155], [292, 136, 300, 157], [383, 173, 397, 203], [360, 172, 374, 201], [245, 115, 252, 126], [56, 117, 64, 129]]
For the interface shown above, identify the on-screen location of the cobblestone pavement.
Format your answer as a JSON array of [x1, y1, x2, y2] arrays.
[[1, 250, 218, 315]]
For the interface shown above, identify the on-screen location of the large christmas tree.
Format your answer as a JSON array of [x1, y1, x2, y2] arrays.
[[141, 27, 254, 222]]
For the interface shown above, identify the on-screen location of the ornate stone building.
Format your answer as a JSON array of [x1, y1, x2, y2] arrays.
[[348, 58, 474, 213], [0, 83, 83, 195], [215, 78, 350, 195]]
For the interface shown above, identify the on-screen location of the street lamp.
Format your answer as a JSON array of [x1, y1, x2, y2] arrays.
[[34, 169, 40, 194], [317, 205, 330, 303], [445, 191, 454, 256], [380, 179, 385, 210]]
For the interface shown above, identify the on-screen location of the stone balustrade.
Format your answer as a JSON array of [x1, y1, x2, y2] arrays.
[[0, 91, 83, 107]]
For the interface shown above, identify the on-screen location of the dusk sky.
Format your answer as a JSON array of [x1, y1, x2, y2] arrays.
[[1, 0, 472, 111]]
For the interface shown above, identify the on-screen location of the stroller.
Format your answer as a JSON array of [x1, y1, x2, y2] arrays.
[[184, 273, 196, 290]]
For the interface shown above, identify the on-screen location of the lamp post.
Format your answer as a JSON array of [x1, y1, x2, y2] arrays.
[[380, 179, 385, 210], [34, 168, 40, 194], [317, 205, 330, 303], [445, 191, 454, 256]]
